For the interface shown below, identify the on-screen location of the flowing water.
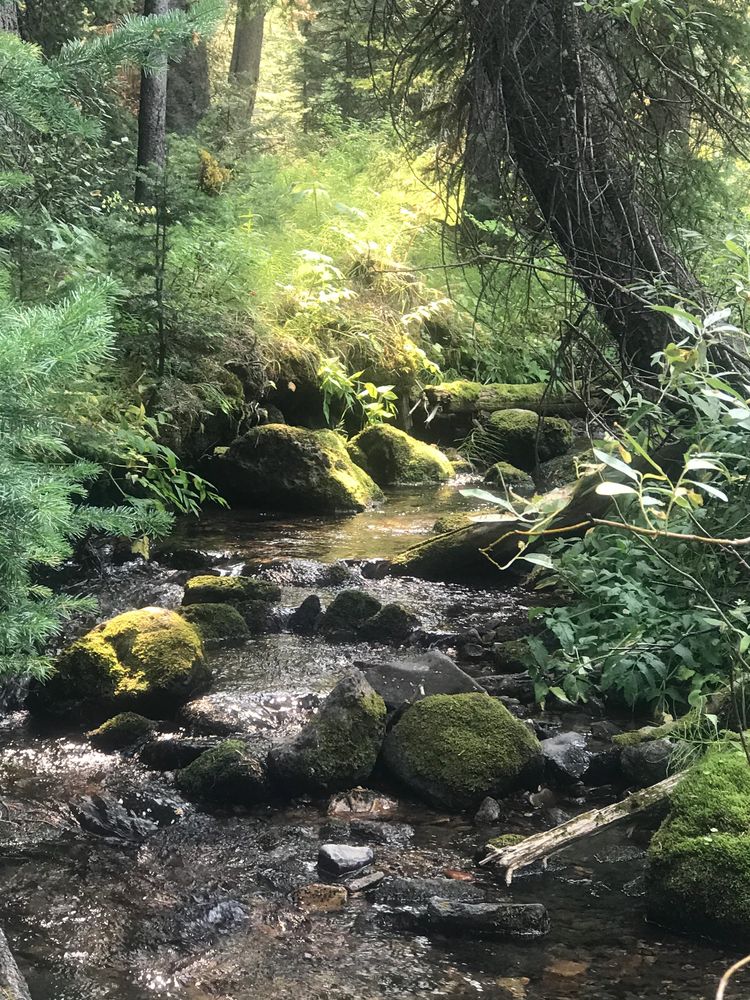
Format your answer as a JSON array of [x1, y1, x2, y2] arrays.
[[0, 485, 742, 999]]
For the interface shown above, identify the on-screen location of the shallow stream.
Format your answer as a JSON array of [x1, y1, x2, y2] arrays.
[[0, 484, 742, 998]]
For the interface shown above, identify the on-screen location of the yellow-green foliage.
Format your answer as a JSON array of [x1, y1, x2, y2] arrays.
[[198, 149, 232, 195], [347, 425, 454, 486], [648, 747, 750, 940], [30, 608, 209, 720]]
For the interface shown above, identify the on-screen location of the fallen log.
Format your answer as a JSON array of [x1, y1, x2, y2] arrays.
[[0, 925, 31, 1000], [479, 771, 684, 884]]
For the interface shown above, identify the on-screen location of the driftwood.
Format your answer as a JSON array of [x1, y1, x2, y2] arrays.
[[479, 772, 683, 885], [0, 925, 31, 1000]]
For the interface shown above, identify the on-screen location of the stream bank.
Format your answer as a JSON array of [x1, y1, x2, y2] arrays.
[[0, 484, 742, 998]]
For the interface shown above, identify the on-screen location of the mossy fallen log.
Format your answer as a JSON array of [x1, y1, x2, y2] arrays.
[[424, 381, 594, 419]]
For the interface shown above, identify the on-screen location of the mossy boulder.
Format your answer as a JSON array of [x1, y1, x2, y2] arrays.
[[484, 462, 535, 496], [178, 603, 249, 646], [647, 747, 750, 941], [479, 409, 572, 472], [176, 739, 269, 805], [182, 575, 281, 606], [268, 670, 387, 794], [88, 712, 156, 751], [205, 424, 383, 513], [358, 603, 419, 645], [347, 425, 454, 486], [382, 692, 542, 810], [28, 608, 209, 722], [319, 589, 382, 637]]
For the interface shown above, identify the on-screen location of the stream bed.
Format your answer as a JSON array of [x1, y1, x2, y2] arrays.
[[0, 484, 742, 999]]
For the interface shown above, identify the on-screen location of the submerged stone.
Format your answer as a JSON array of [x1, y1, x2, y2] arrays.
[[359, 651, 482, 712], [206, 424, 384, 513], [296, 883, 348, 912], [268, 670, 386, 794], [347, 425, 453, 486], [28, 608, 209, 722], [426, 898, 549, 939], [87, 712, 156, 751], [182, 575, 281, 606], [383, 692, 542, 810]]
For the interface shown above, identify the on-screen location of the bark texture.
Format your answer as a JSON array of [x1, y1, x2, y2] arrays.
[[229, 3, 265, 120], [136, 0, 169, 203], [0, 2, 18, 33], [465, 0, 702, 373], [167, 0, 210, 133]]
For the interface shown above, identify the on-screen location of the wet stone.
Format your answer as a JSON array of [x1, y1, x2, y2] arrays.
[[477, 673, 535, 703], [621, 738, 674, 788], [327, 788, 400, 819], [71, 793, 160, 841], [358, 651, 482, 712], [139, 735, 220, 771], [541, 732, 590, 785], [426, 898, 550, 939], [288, 594, 323, 635], [320, 819, 414, 847], [318, 843, 374, 876], [296, 883, 348, 912], [473, 796, 501, 826], [368, 876, 485, 907], [346, 870, 386, 894]]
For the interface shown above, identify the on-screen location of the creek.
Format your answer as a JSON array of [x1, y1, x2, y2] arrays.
[[0, 484, 738, 999]]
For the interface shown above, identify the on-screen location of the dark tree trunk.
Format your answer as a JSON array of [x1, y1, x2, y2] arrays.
[[135, 0, 169, 203], [465, 0, 702, 374], [167, 0, 210, 133], [0, 2, 18, 33], [229, 2, 265, 120]]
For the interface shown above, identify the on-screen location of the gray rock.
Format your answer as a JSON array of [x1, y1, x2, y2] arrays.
[[477, 673, 535, 703], [358, 651, 482, 711], [473, 796, 501, 825], [368, 876, 485, 907], [0, 926, 31, 1000], [621, 738, 674, 788], [346, 870, 386, 893], [318, 844, 374, 876], [541, 732, 590, 784], [321, 819, 414, 847], [288, 594, 323, 635], [426, 897, 550, 939]]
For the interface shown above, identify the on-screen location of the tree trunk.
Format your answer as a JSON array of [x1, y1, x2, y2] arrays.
[[0, 2, 18, 33], [465, 0, 703, 374], [135, 0, 169, 203], [167, 0, 210, 133], [229, 2, 265, 120]]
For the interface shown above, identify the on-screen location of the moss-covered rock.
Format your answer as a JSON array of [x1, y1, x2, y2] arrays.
[[347, 425, 454, 486], [432, 512, 474, 534], [268, 670, 387, 793], [88, 712, 156, 751], [204, 424, 383, 513], [28, 608, 209, 722], [319, 589, 382, 637], [239, 599, 281, 635], [182, 575, 281, 606], [176, 738, 269, 805], [478, 409, 572, 472], [484, 462, 535, 496], [358, 603, 419, 645], [382, 692, 542, 810], [647, 747, 750, 941], [178, 603, 249, 646]]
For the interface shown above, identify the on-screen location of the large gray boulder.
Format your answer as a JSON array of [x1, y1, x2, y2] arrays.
[[358, 651, 482, 712]]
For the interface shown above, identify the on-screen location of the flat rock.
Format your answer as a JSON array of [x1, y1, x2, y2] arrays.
[[357, 651, 482, 711], [347, 870, 386, 894], [426, 897, 549, 939], [368, 876, 485, 907], [318, 843, 374, 876]]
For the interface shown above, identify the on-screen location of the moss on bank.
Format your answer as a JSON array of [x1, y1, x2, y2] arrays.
[[647, 747, 750, 941]]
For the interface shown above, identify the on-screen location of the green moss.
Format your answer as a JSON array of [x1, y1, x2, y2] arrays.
[[647, 747, 750, 940], [426, 380, 484, 413], [347, 425, 454, 486], [319, 589, 382, 635], [614, 713, 700, 747], [29, 608, 209, 721], [358, 602, 418, 644], [182, 574, 281, 606], [481, 409, 572, 471], [178, 603, 249, 645], [87, 712, 156, 751], [176, 738, 268, 804], [486, 833, 525, 850], [432, 512, 474, 534], [484, 462, 535, 495], [383, 692, 542, 809]]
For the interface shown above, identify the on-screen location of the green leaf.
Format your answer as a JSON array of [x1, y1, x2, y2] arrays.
[[595, 482, 637, 496], [519, 552, 554, 568], [592, 448, 639, 481]]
